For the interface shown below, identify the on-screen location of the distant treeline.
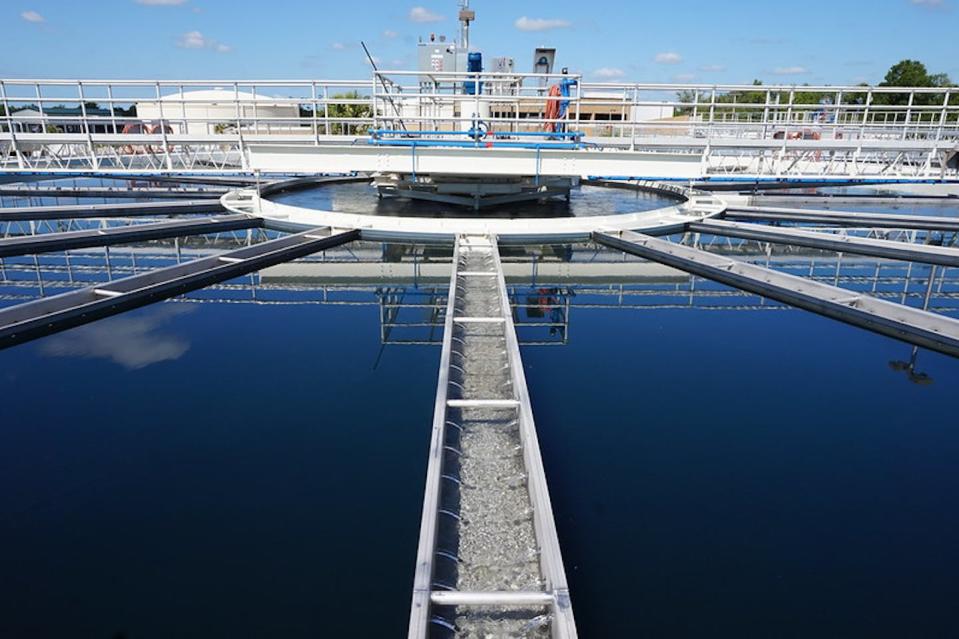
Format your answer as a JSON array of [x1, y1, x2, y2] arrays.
[[676, 60, 956, 114]]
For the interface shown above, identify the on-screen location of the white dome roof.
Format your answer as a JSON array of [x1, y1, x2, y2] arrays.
[[156, 89, 288, 105]]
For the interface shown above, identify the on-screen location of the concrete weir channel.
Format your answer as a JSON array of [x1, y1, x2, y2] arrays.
[[409, 235, 576, 638]]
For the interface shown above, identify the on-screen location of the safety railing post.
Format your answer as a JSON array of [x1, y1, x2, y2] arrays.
[[233, 82, 247, 171], [155, 81, 173, 170], [77, 81, 99, 170], [106, 84, 117, 134], [859, 89, 872, 140], [311, 81, 319, 144], [937, 90, 950, 142]]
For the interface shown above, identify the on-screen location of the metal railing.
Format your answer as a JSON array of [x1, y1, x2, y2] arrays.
[[2, 76, 955, 152]]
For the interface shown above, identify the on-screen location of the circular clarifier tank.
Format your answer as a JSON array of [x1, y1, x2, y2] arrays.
[[271, 180, 677, 219]]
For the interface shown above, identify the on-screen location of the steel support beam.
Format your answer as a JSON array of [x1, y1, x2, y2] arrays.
[[594, 230, 959, 358], [0, 200, 223, 222], [0, 186, 228, 199], [0, 227, 359, 349], [688, 219, 959, 266], [0, 214, 262, 258], [725, 205, 959, 232]]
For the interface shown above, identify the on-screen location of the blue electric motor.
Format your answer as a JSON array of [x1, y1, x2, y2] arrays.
[[464, 52, 483, 95]]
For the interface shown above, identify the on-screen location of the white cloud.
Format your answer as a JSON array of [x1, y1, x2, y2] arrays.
[[176, 30, 231, 52], [593, 67, 625, 79], [39, 306, 195, 370], [383, 29, 399, 38], [177, 30, 206, 48], [911, 0, 944, 6], [773, 65, 810, 75], [700, 64, 726, 72], [136, 0, 188, 4], [654, 52, 682, 64], [674, 73, 696, 82], [331, 42, 347, 50], [514, 16, 572, 31], [409, 6, 444, 22], [20, 10, 45, 23]]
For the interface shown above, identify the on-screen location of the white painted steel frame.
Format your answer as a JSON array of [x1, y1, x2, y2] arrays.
[[2, 77, 957, 179]]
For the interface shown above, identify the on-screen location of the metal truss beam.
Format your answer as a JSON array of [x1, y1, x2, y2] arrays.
[[594, 230, 959, 358], [0, 214, 261, 258], [688, 219, 959, 267], [0, 226, 359, 349], [725, 205, 959, 232], [0, 200, 223, 222]]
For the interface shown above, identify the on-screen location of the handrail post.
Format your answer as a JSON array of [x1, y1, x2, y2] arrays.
[[77, 81, 99, 170], [155, 81, 173, 170], [311, 81, 319, 144], [0, 80, 25, 169], [936, 90, 950, 142]]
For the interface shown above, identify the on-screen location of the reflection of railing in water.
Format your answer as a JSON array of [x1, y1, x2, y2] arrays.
[[2, 246, 957, 347]]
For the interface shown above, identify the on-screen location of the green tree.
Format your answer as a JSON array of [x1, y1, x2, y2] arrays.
[[321, 91, 372, 135], [876, 59, 954, 106]]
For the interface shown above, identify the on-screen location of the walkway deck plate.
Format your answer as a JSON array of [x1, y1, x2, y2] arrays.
[[726, 205, 959, 232], [0, 214, 262, 258], [595, 230, 959, 357], [0, 199, 223, 222], [0, 186, 229, 199], [0, 227, 359, 348], [689, 219, 959, 266]]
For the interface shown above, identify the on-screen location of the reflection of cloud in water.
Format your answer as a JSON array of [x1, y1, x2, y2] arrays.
[[39, 304, 195, 370]]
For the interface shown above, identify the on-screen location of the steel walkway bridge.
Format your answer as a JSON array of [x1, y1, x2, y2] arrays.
[[2, 75, 957, 182], [410, 234, 574, 637]]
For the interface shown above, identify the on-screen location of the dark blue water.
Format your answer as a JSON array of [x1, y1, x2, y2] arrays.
[[274, 182, 673, 218], [0, 301, 437, 638]]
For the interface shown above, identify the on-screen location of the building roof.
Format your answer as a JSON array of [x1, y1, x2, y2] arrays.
[[12, 105, 114, 117], [143, 89, 292, 107]]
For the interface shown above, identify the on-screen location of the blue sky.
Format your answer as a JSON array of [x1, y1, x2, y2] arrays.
[[4, 0, 958, 85]]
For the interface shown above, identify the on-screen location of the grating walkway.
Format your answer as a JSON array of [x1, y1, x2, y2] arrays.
[[409, 235, 576, 639]]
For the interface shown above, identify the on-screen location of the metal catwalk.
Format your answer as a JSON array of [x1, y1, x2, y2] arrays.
[[409, 235, 575, 638]]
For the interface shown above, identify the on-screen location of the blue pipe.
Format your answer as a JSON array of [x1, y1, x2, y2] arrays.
[[370, 139, 583, 150], [370, 129, 583, 140]]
